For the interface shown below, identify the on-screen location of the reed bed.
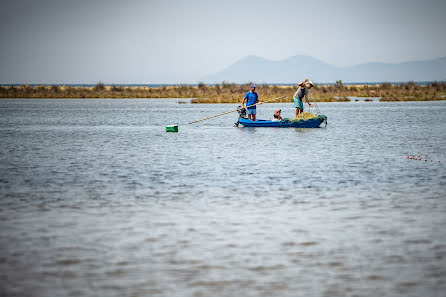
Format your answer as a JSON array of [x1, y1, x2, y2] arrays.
[[1, 82, 445, 102]]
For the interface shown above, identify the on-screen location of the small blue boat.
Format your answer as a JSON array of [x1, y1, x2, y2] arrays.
[[236, 115, 327, 128]]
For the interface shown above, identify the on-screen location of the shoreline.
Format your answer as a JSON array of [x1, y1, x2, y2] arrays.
[[1, 82, 445, 102]]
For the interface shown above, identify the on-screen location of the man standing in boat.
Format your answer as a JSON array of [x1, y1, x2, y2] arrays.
[[241, 84, 261, 121], [294, 78, 314, 116]]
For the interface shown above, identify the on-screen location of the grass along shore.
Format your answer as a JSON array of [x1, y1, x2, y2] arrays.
[[1, 82, 445, 103]]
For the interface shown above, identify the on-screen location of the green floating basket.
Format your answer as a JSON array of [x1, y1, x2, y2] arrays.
[[166, 125, 178, 132]]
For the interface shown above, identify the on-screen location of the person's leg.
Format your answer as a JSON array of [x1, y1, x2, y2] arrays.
[[295, 107, 302, 117], [293, 97, 298, 117], [294, 97, 302, 117], [252, 109, 256, 121], [298, 99, 304, 115]]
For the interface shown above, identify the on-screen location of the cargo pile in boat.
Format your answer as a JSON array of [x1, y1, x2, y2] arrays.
[[283, 112, 324, 122]]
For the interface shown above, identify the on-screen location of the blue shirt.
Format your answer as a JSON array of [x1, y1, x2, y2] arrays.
[[244, 91, 258, 109]]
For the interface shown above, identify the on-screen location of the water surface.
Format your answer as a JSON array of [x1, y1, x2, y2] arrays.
[[0, 99, 445, 297]]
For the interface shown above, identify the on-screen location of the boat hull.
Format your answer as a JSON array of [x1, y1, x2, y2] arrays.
[[237, 116, 326, 128]]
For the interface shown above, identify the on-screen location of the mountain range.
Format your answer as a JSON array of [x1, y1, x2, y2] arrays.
[[202, 55, 446, 84]]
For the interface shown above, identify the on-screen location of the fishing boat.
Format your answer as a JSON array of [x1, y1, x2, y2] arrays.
[[236, 116, 327, 128], [185, 98, 327, 129], [234, 105, 327, 128]]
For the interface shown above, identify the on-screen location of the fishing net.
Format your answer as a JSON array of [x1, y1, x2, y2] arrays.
[[283, 112, 327, 123]]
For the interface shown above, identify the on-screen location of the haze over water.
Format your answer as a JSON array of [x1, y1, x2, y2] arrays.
[[0, 99, 445, 297]]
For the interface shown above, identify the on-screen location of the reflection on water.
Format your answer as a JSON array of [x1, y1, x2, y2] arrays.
[[0, 99, 445, 297]]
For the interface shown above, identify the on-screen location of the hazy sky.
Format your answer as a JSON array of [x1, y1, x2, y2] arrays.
[[1, 0, 445, 83]]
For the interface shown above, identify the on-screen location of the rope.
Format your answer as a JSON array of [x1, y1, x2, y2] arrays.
[[308, 90, 321, 115]]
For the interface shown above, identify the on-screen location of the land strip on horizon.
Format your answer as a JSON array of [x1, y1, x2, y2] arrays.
[[1, 82, 445, 103]]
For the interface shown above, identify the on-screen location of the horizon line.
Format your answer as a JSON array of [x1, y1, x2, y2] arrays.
[[2, 81, 444, 86]]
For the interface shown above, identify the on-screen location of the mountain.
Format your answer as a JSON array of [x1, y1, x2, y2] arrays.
[[202, 55, 446, 83]]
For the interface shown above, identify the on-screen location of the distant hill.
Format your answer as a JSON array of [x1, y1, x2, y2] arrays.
[[202, 55, 446, 84]]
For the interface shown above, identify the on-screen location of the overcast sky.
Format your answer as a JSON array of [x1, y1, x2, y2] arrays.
[[0, 0, 445, 84]]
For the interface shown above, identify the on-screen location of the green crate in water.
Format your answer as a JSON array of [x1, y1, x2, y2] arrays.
[[166, 125, 178, 132]]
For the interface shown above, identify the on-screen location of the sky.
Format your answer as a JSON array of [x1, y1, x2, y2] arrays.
[[0, 0, 445, 84]]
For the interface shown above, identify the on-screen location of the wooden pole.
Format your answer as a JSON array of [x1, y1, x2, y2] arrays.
[[188, 95, 286, 125]]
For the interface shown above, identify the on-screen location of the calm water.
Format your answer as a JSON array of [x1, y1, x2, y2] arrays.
[[0, 99, 445, 297]]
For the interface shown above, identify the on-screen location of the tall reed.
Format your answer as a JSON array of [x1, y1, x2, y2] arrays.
[[1, 82, 445, 102]]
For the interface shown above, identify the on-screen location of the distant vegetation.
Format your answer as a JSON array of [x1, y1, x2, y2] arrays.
[[0, 82, 445, 103]]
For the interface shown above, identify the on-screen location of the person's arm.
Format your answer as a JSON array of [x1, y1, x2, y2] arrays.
[[241, 94, 247, 108], [305, 90, 314, 107], [298, 77, 308, 87], [256, 94, 261, 105]]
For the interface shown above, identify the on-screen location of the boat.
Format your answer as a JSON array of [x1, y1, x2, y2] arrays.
[[236, 115, 327, 128]]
